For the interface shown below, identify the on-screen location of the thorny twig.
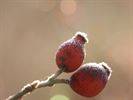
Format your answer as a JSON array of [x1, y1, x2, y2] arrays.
[[6, 69, 69, 100]]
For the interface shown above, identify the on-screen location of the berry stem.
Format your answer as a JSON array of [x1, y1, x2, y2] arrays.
[[6, 68, 69, 100]]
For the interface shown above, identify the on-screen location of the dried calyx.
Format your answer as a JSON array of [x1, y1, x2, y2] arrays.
[[73, 32, 89, 44]]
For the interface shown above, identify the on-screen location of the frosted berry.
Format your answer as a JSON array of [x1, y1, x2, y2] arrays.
[[70, 62, 112, 97], [56, 32, 88, 72]]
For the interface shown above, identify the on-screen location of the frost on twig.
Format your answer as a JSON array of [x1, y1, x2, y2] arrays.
[[6, 69, 69, 100]]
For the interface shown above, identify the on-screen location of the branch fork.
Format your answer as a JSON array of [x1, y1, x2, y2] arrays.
[[6, 69, 69, 100]]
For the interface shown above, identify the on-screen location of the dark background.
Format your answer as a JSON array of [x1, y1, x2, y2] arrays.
[[0, 0, 132, 100]]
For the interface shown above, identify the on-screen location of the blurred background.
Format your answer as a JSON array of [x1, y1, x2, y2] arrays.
[[0, 0, 132, 100]]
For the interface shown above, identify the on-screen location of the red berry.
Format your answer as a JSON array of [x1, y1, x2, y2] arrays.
[[70, 62, 112, 97], [56, 32, 88, 72]]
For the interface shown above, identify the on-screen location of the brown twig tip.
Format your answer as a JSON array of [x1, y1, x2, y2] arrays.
[[6, 69, 67, 100], [6, 80, 40, 100]]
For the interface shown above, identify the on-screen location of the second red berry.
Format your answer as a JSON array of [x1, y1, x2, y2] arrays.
[[70, 62, 112, 97]]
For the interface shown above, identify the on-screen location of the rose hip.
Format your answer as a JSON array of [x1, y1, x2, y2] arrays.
[[70, 62, 112, 97], [56, 32, 88, 72]]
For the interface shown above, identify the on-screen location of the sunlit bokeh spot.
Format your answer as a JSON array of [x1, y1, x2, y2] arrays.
[[50, 95, 69, 100], [60, 0, 77, 15]]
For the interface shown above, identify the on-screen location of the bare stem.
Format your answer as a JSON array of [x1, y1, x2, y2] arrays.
[[6, 69, 69, 100]]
